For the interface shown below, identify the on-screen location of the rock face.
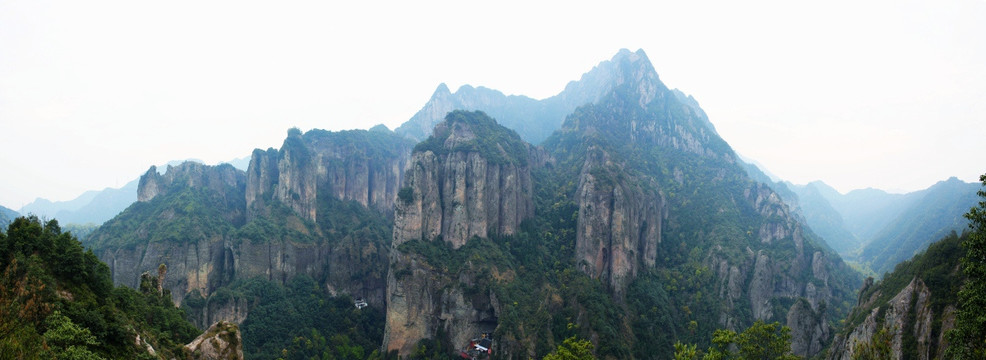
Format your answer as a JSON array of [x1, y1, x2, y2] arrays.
[[828, 278, 954, 360], [246, 129, 413, 222], [88, 128, 411, 328], [384, 111, 537, 356], [827, 233, 965, 360], [392, 111, 536, 249], [138, 162, 245, 210], [183, 321, 244, 360], [573, 146, 664, 296]]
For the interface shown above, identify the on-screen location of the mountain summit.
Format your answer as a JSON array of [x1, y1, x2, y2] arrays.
[[395, 49, 713, 145]]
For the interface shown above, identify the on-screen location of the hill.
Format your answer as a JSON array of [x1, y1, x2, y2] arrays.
[[0, 216, 201, 359]]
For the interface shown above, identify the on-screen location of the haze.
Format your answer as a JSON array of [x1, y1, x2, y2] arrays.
[[2, 0, 984, 209]]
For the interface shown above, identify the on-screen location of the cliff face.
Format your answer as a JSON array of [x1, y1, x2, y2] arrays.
[[392, 111, 535, 249], [89, 128, 409, 328], [828, 278, 949, 360], [573, 146, 664, 296], [827, 232, 965, 360], [385, 111, 536, 356], [246, 129, 412, 222]]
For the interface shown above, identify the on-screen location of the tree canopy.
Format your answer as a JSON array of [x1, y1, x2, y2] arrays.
[[946, 173, 986, 359]]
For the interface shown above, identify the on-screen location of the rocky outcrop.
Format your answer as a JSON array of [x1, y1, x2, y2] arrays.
[[183, 321, 244, 360], [382, 251, 500, 356], [828, 278, 949, 360], [137, 162, 245, 209], [701, 182, 841, 357], [573, 146, 664, 296], [246, 129, 413, 222], [392, 111, 536, 249], [385, 111, 535, 356]]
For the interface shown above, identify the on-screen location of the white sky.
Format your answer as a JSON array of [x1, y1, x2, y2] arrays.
[[1, 0, 984, 209]]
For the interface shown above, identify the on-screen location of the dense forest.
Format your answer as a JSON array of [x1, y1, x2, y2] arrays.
[[0, 216, 199, 359]]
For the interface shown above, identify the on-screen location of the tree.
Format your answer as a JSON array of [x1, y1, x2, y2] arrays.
[[544, 336, 596, 360], [673, 320, 799, 360], [946, 173, 986, 359]]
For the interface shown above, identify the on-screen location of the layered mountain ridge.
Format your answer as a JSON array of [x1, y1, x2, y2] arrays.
[[83, 48, 865, 358]]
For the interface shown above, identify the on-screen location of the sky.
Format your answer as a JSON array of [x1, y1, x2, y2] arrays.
[[1, 0, 984, 209]]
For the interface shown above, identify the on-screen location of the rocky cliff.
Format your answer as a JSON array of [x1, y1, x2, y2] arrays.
[[573, 146, 664, 297], [392, 111, 536, 249], [246, 128, 413, 222], [87, 128, 409, 328], [827, 232, 965, 359], [183, 321, 244, 360], [384, 110, 538, 355]]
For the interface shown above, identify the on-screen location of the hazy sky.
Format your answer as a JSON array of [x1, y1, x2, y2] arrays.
[[2, 0, 984, 209]]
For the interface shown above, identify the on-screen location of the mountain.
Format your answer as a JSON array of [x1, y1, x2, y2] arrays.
[[818, 185, 915, 243], [785, 178, 978, 275], [786, 182, 860, 254], [381, 49, 860, 358], [85, 128, 411, 356], [86, 49, 864, 359], [395, 48, 717, 146], [19, 179, 139, 225], [0, 204, 17, 227], [827, 231, 965, 359], [857, 177, 979, 275]]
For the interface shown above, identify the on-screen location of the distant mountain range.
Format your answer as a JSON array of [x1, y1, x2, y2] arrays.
[[741, 162, 978, 276], [0, 204, 18, 227], [19, 179, 139, 225]]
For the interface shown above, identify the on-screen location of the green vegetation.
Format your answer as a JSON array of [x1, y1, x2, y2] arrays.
[[413, 110, 529, 166], [0, 216, 199, 359], [181, 275, 385, 360], [86, 185, 240, 249], [946, 173, 986, 359], [673, 321, 799, 360], [543, 335, 595, 360]]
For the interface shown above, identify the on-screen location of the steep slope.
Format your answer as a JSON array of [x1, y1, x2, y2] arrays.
[[827, 232, 965, 360], [857, 177, 978, 275], [19, 179, 138, 225], [384, 110, 540, 355], [540, 49, 860, 357]]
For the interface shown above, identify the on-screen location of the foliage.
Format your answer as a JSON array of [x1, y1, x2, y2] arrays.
[[543, 335, 596, 360], [946, 173, 986, 359], [0, 216, 198, 359], [86, 186, 239, 249], [183, 275, 385, 360], [674, 321, 799, 360]]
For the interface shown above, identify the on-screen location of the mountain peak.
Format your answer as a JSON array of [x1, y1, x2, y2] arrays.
[[432, 83, 451, 96]]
